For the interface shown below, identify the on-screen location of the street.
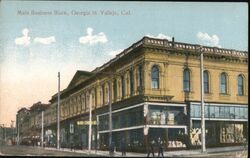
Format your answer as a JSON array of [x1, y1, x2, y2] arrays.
[[0, 145, 99, 157], [0, 145, 247, 157]]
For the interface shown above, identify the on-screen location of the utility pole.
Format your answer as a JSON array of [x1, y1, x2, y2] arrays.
[[57, 72, 60, 149], [41, 111, 44, 148], [88, 92, 92, 154], [200, 46, 206, 152], [108, 79, 112, 147]]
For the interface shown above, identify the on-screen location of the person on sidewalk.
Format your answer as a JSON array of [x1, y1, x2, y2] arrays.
[[147, 139, 155, 157], [109, 142, 115, 157], [157, 137, 164, 157], [120, 138, 126, 156]]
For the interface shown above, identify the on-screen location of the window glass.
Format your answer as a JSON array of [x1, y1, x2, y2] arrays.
[[224, 107, 230, 118], [204, 71, 209, 93], [205, 105, 209, 118], [209, 106, 215, 118], [151, 65, 159, 89], [238, 75, 244, 96], [220, 73, 227, 94], [130, 69, 134, 95], [215, 106, 220, 118], [235, 107, 240, 119], [229, 107, 235, 119], [219, 106, 225, 118], [183, 69, 190, 92]]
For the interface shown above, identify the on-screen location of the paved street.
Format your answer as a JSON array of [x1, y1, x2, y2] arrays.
[[0, 145, 247, 157], [0, 145, 98, 157]]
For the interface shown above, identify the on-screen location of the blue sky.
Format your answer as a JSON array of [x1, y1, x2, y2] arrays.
[[0, 1, 248, 126]]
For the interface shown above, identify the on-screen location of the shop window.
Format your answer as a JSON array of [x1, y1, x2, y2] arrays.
[[237, 75, 244, 96], [183, 68, 190, 92], [151, 65, 159, 89], [220, 72, 227, 94], [204, 70, 209, 93], [215, 106, 220, 118], [149, 106, 185, 125], [219, 106, 225, 118], [229, 107, 234, 119], [224, 107, 230, 118], [205, 105, 209, 118], [209, 106, 215, 118]]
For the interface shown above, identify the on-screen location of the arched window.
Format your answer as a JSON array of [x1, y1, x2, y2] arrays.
[[183, 68, 190, 92], [113, 79, 117, 101], [220, 72, 227, 94], [238, 75, 244, 96], [204, 70, 209, 93], [151, 65, 159, 89]]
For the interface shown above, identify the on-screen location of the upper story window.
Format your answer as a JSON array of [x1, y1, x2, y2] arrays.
[[238, 74, 244, 96], [204, 70, 209, 93], [138, 65, 143, 88], [121, 76, 125, 98], [113, 79, 117, 101], [183, 68, 190, 92], [220, 72, 228, 94], [102, 85, 105, 106], [130, 69, 134, 95], [151, 65, 159, 89]]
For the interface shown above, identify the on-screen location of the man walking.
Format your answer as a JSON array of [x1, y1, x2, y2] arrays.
[[147, 139, 155, 157], [121, 138, 126, 156], [157, 137, 164, 157]]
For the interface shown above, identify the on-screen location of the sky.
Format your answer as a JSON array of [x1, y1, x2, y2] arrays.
[[0, 1, 248, 127]]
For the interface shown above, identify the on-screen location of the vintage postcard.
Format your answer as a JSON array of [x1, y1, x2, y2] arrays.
[[0, 1, 248, 157]]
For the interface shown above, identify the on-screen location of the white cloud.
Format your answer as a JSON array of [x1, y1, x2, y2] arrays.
[[34, 36, 56, 45], [15, 28, 31, 46], [108, 49, 124, 57], [79, 27, 108, 45], [197, 32, 221, 48], [146, 33, 172, 40]]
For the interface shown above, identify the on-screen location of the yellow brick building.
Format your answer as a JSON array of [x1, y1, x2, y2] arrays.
[[39, 36, 248, 151]]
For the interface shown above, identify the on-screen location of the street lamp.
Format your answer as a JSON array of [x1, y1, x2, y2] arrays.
[[41, 111, 44, 148], [200, 46, 206, 152], [57, 72, 61, 149]]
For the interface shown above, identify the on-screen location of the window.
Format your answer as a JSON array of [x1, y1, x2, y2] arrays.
[[130, 69, 134, 95], [121, 76, 125, 98], [102, 85, 105, 106], [238, 75, 244, 96], [204, 70, 209, 93], [113, 79, 117, 101], [183, 68, 190, 92], [138, 65, 143, 88], [151, 65, 159, 89], [220, 72, 227, 94]]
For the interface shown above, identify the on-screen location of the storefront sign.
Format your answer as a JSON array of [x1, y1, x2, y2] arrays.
[[77, 120, 96, 125]]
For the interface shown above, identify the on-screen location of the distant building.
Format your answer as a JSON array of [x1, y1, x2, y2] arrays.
[[16, 36, 248, 151]]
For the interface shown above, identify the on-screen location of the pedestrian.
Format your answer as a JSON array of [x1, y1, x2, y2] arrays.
[[121, 138, 126, 156], [109, 142, 115, 157], [157, 137, 164, 157], [147, 139, 155, 157]]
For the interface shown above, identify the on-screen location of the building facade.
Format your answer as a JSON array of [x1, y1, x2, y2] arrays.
[[16, 36, 248, 152]]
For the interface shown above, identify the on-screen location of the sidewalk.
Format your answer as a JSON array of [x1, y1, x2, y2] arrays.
[[43, 145, 246, 157]]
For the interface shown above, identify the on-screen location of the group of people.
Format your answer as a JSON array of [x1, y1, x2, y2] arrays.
[[109, 137, 165, 157], [147, 137, 164, 157]]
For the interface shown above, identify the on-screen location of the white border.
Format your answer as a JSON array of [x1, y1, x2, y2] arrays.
[[191, 118, 248, 122]]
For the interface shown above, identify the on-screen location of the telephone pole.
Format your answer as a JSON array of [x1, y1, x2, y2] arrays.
[[200, 46, 206, 152], [57, 72, 61, 149]]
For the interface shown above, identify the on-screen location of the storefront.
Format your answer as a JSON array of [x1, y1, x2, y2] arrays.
[[97, 102, 188, 152], [189, 102, 248, 147]]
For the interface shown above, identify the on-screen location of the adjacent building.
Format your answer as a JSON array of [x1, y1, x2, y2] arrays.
[[16, 36, 248, 152]]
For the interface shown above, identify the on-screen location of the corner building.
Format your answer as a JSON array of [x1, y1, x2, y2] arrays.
[[48, 37, 248, 152]]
